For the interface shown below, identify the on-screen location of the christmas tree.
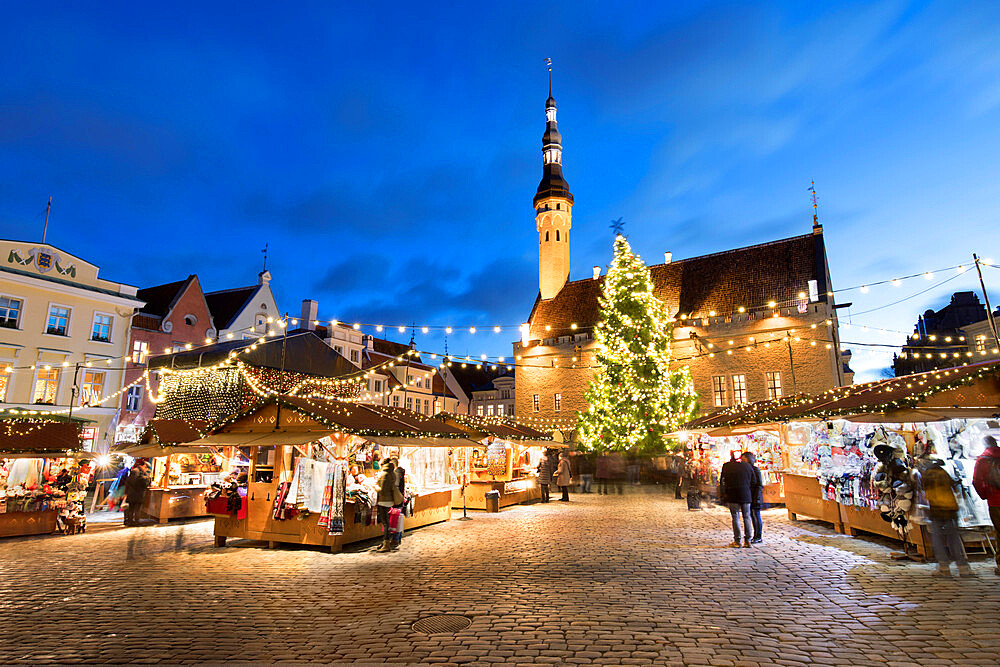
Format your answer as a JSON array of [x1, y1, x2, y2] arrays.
[[577, 235, 699, 452]]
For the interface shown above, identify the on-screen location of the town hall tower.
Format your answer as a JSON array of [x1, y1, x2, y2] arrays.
[[534, 81, 573, 301]]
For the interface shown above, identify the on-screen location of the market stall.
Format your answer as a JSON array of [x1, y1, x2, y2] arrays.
[[116, 419, 243, 523], [682, 361, 1000, 557], [683, 428, 785, 505], [441, 415, 555, 510], [1, 418, 89, 538], [190, 395, 475, 552]]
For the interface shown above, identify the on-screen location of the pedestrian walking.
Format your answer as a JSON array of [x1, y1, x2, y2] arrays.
[[741, 452, 764, 544], [627, 453, 641, 486], [595, 453, 611, 494], [390, 456, 406, 550], [555, 452, 572, 502], [719, 453, 753, 548], [973, 434, 1000, 575], [577, 452, 594, 493], [608, 452, 626, 494], [123, 460, 150, 527], [921, 458, 973, 576], [537, 450, 555, 503]]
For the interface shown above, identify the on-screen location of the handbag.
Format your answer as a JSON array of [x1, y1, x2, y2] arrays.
[[392, 486, 404, 506], [388, 507, 403, 532]]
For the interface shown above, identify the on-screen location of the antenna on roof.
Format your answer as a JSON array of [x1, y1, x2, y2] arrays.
[[808, 181, 821, 232], [261, 242, 269, 271], [41, 196, 52, 244]]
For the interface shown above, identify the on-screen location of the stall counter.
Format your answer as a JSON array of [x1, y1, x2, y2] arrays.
[[141, 486, 212, 524], [452, 479, 541, 510], [0, 509, 58, 538]]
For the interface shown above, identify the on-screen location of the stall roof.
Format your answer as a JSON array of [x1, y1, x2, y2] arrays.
[[0, 420, 84, 455], [139, 419, 211, 446], [440, 413, 554, 443], [683, 360, 1000, 429], [146, 331, 357, 378]]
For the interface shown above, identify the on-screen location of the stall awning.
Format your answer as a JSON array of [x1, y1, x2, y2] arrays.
[[0, 420, 84, 455], [187, 429, 339, 447], [139, 419, 211, 446]]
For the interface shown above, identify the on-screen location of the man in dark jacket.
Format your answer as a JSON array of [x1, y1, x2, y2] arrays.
[[741, 452, 764, 544], [537, 451, 556, 503], [720, 454, 753, 548], [123, 460, 150, 526]]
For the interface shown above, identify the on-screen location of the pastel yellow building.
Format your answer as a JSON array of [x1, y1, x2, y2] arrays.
[[0, 240, 143, 451]]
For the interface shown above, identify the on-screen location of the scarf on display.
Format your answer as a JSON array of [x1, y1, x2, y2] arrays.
[[325, 462, 346, 535], [272, 481, 292, 520], [317, 465, 335, 529]]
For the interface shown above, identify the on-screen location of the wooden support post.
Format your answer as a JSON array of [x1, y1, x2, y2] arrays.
[[214, 535, 227, 547]]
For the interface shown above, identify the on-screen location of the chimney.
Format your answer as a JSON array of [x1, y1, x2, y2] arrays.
[[301, 299, 318, 330], [664, 252, 672, 264], [592, 266, 601, 280]]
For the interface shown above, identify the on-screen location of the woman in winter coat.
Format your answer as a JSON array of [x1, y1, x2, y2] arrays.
[[973, 435, 1000, 574], [375, 460, 397, 553], [555, 452, 573, 502], [537, 451, 556, 503]]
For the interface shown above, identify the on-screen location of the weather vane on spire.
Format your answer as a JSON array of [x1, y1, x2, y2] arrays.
[[261, 242, 269, 271], [808, 180, 821, 229], [610, 217, 625, 236]]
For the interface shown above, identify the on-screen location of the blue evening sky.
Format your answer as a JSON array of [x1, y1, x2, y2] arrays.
[[2, 1, 999, 380]]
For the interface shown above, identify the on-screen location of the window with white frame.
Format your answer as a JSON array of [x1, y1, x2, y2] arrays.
[[46, 305, 70, 336], [126, 385, 142, 411], [33, 368, 59, 404], [532, 394, 540, 412], [392, 395, 400, 407], [554, 392, 562, 411], [712, 376, 727, 407], [0, 370, 9, 401], [732, 374, 748, 404], [350, 349, 359, 363], [487, 404, 494, 416], [91, 313, 113, 342], [433, 399, 440, 414], [424, 399, 430, 414], [506, 404, 514, 416], [373, 379, 383, 393], [334, 345, 343, 355], [765, 371, 782, 399], [0, 297, 22, 329], [476, 404, 484, 416], [976, 335, 988, 352], [80, 371, 105, 406], [132, 340, 149, 364], [406, 397, 413, 411]]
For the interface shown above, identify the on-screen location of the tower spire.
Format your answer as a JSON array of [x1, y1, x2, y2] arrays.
[[809, 180, 822, 232], [547, 57, 552, 97]]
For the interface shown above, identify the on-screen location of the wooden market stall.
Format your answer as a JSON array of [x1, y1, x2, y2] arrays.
[[189, 395, 476, 553], [440, 415, 556, 510], [682, 360, 1000, 557], [116, 419, 239, 523], [0, 419, 88, 538]]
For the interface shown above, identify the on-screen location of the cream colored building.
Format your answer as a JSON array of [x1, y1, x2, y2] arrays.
[[0, 240, 143, 451]]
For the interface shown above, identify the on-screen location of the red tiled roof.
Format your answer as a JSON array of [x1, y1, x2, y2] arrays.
[[132, 313, 162, 331], [136, 276, 194, 318], [528, 233, 827, 337]]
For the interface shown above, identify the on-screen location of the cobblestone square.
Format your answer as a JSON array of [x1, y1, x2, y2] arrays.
[[3, 490, 998, 665]]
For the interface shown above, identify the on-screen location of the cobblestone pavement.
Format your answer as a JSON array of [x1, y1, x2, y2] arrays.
[[3, 489, 999, 665]]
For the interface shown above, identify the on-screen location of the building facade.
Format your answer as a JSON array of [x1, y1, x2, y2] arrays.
[[0, 240, 143, 451], [893, 291, 1000, 375], [115, 275, 217, 444], [513, 89, 846, 432], [205, 270, 280, 341]]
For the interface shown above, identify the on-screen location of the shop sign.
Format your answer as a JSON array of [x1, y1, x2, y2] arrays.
[[80, 427, 97, 451], [115, 424, 141, 443]]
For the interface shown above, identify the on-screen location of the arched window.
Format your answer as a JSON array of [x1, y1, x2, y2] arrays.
[[556, 230, 560, 242], [184, 314, 197, 326], [545, 231, 550, 242]]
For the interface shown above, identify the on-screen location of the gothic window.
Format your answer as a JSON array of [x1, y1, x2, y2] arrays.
[[545, 231, 550, 242], [556, 230, 560, 241]]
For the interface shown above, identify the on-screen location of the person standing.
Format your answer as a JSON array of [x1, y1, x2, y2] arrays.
[[741, 452, 764, 544], [390, 456, 406, 551], [123, 460, 150, 527], [595, 453, 610, 495], [922, 458, 973, 576], [375, 460, 399, 553], [537, 450, 555, 503], [555, 452, 572, 502], [720, 453, 753, 548], [578, 452, 594, 493], [973, 435, 1000, 575]]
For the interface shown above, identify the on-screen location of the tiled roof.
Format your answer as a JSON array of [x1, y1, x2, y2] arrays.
[[528, 232, 828, 337], [432, 374, 456, 398], [371, 336, 419, 359], [365, 349, 434, 372], [445, 364, 513, 396], [204, 285, 259, 331], [132, 313, 162, 331], [136, 276, 194, 318]]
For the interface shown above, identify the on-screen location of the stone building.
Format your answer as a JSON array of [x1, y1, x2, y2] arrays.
[[893, 291, 1000, 375], [513, 88, 847, 432]]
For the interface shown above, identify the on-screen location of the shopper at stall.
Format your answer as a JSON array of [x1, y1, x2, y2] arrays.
[[741, 452, 764, 544], [537, 450, 556, 503], [123, 460, 150, 527], [719, 453, 753, 548], [390, 456, 406, 550], [375, 459, 399, 553], [973, 435, 1000, 574], [555, 452, 572, 502], [55, 467, 72, 490], [923, 458, 973, 576]]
